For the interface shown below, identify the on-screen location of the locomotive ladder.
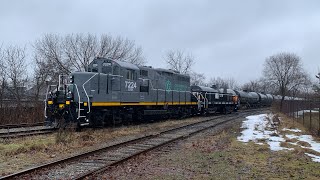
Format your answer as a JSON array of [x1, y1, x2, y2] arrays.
[[78, 73, 98, 123], [71, 84, 86, 120]]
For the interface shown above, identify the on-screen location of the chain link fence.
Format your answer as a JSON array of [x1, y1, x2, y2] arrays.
[[277, 97, 320, 135]]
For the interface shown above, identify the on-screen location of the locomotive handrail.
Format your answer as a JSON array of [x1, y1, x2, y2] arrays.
[[58, 75, 69, 90], [70, 84, 81, 119], [108, 74, 123, 78], [44, 85, 57, 118], [154, 89, 189, 93], [82, 73, 98, 115], [62, 83, 82, 119]]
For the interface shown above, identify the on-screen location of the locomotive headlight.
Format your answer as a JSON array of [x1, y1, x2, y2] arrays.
[[69, 75, 74, 83], [59, 104, 65, 109], [66, 100, 70, 105], [48, 100, 53, 105]]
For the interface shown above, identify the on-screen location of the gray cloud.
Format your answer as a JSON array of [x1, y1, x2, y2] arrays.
[[0, 0, 319, 84]]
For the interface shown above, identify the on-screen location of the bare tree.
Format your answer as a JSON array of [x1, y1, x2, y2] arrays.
[[190, 71, 206, 85], [64, 33, 98, 71], [208, 77, 238, 89], [98, 35, 145, 65], [242, 80, 261, 92], [32, 54, 52, 100], [64, 34, 146, 71], [165, 49, 194, 74], [33, 34, 71, 83], [241, 78, 277, 93], [226, 77, 239, 89], [263, 52, 311, 110], [0, 45, 5, 108], [2, 46, 28, 103], [32, 33, 146, 97], [35, 33, 146, 75]]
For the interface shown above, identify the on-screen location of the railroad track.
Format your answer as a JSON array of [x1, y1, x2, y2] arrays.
[[0, 122, 44, 129], [0, 108, 261, 139], [0, 109, 268, 180], [0, 127, 57, 139]]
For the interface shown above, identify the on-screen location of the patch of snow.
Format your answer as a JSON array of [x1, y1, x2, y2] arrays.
[[282, 128, 302, 133], [237, 114, 290, 151], [293, 135, 320, 153], [295, 110, 319, 117], [289, 142, 298, 146], [267, 141, 294, 151], [305, 153, 320, 162], [237, 114, 269, 143], [285, 134, 299, 139], [286, 134, 320, 153], [267, 136, 294, 151], [237, 113, 320, 162]]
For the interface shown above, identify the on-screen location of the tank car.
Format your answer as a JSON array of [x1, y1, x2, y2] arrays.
[[248, 92, 260, 107], [234, 90, 252, 109], [257, 93, 268, 107], [265, 94, 274, 106]]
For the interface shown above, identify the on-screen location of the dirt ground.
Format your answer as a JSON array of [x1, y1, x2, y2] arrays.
[[95, 113, 320, 180], [2, 111, 320, 179], [0, 116, 212, 176]]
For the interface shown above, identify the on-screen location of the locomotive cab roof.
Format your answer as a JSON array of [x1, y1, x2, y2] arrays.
[[191, 85, 219, 93], [114, 60, 139, 70], [87, 57, 139, 73]]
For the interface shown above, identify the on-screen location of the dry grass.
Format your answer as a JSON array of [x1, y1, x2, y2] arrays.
[[285, 138, 298, 143], [280, 141, 296, 149], [0, 116, 208, 176], [220, 124, 320, 179], [275, 112, 307, 135], [297, 112, 320, 134], [117, 118, 320, 179], [82, 112, 320, 180]]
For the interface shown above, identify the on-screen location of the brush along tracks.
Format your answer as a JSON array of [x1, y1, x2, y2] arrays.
[[0, 109, 267, 180], [0, 126, 57, 139]]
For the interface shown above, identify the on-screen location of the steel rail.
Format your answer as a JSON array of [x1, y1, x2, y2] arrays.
[[0, 128, 57, 139]]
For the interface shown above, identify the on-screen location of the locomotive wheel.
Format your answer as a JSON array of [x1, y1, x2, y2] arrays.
[[92, 111, 105, 128], [111, 109, 122, 127], [132, 110, 143, 124], [223, 106, 227, 115]]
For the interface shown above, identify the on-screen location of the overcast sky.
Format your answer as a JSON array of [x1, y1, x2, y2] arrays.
[[0, 0, 319, 84]]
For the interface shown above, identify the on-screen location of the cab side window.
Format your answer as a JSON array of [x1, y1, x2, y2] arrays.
[[113, 66, 120, 75], [92, 63, 98, 72], [126, 69, 135, 80], [102, 62, 112, 74]]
